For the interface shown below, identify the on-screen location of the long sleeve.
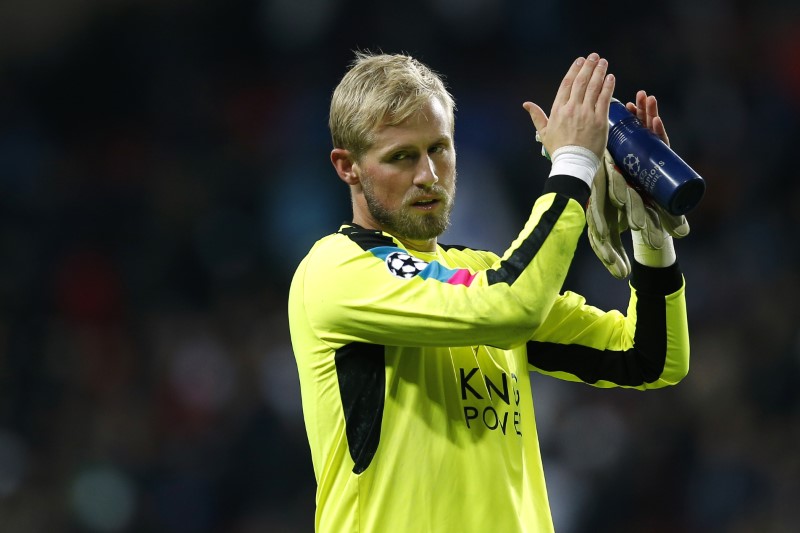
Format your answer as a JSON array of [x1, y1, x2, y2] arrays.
[[526, 261, 689, 389], [291, 176, 591, 352]]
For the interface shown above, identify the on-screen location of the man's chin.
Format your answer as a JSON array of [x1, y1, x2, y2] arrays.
[[365, 200, 451, 241], [394, 215, 449, 241]]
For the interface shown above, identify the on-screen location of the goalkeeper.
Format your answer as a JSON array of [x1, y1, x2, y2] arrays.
[[288, 51, 691, 533]]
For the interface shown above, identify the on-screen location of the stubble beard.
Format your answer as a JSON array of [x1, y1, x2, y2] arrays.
[[361, 176, 456, 241]]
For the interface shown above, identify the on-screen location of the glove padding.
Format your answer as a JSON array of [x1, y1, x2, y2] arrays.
[[587, 150, 690, 279]]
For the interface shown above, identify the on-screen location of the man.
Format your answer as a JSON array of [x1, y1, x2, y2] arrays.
[[288, 51, 690, 532]]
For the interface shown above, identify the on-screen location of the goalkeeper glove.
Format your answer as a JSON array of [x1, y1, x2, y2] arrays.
[[587, 150, 690, 278]]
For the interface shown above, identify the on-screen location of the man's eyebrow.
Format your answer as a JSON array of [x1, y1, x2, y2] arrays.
[[381, 143, 416, 153], [381, 136, 451, 153]]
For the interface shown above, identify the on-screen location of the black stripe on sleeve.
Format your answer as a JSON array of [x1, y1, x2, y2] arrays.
[[486, 194, 569, 286], [526, 291, 668, 386], [544, 174, 591, 207], [335, 342, 386, 474]]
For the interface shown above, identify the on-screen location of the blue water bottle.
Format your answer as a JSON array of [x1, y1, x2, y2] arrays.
[[607, 98, 705, 216]]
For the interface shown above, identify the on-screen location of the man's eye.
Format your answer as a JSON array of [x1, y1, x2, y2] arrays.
[[429, 145, 445, 154]]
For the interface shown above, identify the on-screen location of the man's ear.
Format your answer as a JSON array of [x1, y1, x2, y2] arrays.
[[331, 148, 360, 186]]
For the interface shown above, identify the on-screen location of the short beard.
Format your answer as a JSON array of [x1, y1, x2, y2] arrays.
[[361, 178, 455, 241]]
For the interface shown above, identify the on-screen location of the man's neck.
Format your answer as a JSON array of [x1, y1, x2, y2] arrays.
[[396, 236, 437, 253], [350, 219, 437, 252]]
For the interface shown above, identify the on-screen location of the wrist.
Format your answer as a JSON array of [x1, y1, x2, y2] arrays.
[[632, 230, 676, 267], [549, 146, 600, 188]]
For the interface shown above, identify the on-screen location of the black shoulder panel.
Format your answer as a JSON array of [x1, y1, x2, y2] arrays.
[[338, 224, 395, 252]]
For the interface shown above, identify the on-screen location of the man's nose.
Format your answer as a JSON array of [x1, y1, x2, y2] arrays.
[[413, 155, 439, 188]]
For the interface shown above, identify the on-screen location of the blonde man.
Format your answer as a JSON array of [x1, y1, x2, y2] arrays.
[[289, 51, 690, 532]]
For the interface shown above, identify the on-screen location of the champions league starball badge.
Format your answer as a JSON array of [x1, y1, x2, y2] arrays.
[[385, 251, 428, 279], [623, 153, 641, 176]]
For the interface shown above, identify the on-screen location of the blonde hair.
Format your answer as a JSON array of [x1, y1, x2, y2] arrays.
[[329, 52, 455, 159]]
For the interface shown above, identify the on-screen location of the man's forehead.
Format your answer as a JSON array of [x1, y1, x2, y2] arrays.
[[372, 99, 453, 141]]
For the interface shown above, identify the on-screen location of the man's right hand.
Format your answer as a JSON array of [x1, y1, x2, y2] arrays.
[[522, 52, 615, 161]]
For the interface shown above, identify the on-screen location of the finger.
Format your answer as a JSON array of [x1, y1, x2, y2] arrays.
[[646, 95, 658, 120], [643, 206, 665, 249], [589, 183, 610, 237], [616, 210, 630, 233], [569, 52, 601, 103], [583, 57, 609, 105], [646, 95, 670, 145], [657, 209, 690, 238], [587, 199, 606, 239], [625, 188, 648, 230], [641, 95, 656, 130], [552, 57, 586, 109], [670, 218, 690, 238], [608, 229, 631, 278], [596, 72, 615, 113], [588, 229, 620, 272], [522, 102, 549, 136], [607, 167, 629, 208], [625, 91, 646, 125], [636, 90, 648, 122], [652, 116, 670, 146], [590, 225, 629, 280]]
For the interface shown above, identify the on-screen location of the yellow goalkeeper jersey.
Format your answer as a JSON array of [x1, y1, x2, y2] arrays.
[[288, 177, 690, 533]]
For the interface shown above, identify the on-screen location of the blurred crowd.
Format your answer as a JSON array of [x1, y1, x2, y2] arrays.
[[0, 0, 798, 531]]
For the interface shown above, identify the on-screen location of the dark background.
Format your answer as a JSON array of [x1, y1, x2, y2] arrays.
[[0, 0, 798, 531]]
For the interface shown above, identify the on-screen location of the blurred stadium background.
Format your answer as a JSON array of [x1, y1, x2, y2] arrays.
[[0, 0, 798, 531]]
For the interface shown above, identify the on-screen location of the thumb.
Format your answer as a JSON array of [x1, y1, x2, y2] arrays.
[[523, 102, 549, 134]]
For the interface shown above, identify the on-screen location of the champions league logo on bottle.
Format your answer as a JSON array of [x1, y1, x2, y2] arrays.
[[621, 153, 666, 195], [622, 154, 640, 177]]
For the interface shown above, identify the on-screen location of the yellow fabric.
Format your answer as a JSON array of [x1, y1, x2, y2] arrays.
[[288, 190, 689, 532]]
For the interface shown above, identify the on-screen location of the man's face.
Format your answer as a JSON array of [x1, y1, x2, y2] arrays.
[[353, 97, 456, 246]]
